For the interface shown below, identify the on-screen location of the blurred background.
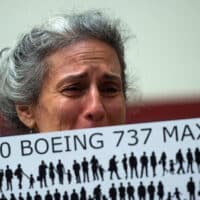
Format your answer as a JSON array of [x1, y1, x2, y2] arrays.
[[0, 0, 200, 134]]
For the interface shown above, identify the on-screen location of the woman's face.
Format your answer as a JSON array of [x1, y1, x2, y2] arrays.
[[25, 39, 126, 132]]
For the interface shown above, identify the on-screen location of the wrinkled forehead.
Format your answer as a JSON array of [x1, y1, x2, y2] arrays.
[[44, 39, 122, 76]]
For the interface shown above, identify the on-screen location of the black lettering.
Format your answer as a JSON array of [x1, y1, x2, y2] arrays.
[[113, 130, 124, 147], [163, 126, 178, 142], [64, 136, 72, 152], [89, 133, 104, 149], [0, 142, 11, 158], [196, 123, 200, 140], [128, 129, 138, 146], [35, 138, 49, 154], [142, 128, 152, 144], [52, 137, 63, 153], [21, 140, 33, 156], [181, 124, 195, 141], [74, 135, 86, 150]]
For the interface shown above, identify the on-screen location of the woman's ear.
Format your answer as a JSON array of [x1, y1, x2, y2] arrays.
[[15, 104, 35, 129]]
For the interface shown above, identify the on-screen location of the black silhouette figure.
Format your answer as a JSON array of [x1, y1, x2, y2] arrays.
[[5, 165, 13, 191], [186, 148, 194, 173], [80, 187, 87, 200], [54, 188, 61, 200], [109, 183, 117, 200], [38, 160, 48, 188], [73, 160, 81, 183], [122, 154, 128, 179], [71, 189, 79, 200], [45, 190, 53, 200], [187, 177, 196, 200], [119, 182, 126, 200], [157, 181, 164, 200], [67, 170, 72, 184], [140, 152, 148, 178], [173, 188, 182, 200], [93, 185, 102, 200], [82, 157, 90, 183], [102, 195, 107, 200], [166, 192, 173, 200], [147, 181, 155, 200], [127, 182, 135, 200], [98, 165, 105, 181], [129, 152, 138, 178], [1, 194, 7, 200], [14, 164, 23, 189], [26, 192, 32, 200], [108, 155, 121, 180], [137, 182, 146, 200], [150, 152, 157, 177], [194, 147, 200, 173], [169, 160, 175, 175], [57, 160, 65, 184], [29, 174, 35, 189], [176, 149, 185, 174], [0, 169, 3, 192], [88, 195, 93, 200], [63, 191, 69, 200], [10, 193, 16, 200], [19, 192, 24, 200], [49, 162, 55, 185], [159, 152, 167, 176], [34, 191, 42, 200], [90, 156, 99, 181]]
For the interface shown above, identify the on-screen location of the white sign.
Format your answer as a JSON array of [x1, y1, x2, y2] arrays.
[[0, 118, 200, 200]]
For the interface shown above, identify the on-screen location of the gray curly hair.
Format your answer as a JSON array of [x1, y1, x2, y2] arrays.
[[0, 10, 128, 132]]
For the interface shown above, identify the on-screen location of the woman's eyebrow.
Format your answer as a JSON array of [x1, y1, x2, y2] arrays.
[[56, 72, 121, 88], [102, 73, 122, 82], [56, 72, 88, 88]]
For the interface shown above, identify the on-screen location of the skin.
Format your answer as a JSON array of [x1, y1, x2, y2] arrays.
[[17, 39, 126, 132]]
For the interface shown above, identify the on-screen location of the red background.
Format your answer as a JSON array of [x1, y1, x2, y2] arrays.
[[1, 97, 200, 136]]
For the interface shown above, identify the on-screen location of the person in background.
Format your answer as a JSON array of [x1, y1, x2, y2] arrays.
[[0, 10, 130, 134]]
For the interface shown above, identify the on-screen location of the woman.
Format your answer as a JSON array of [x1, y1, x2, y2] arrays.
[[0, 10, 129, 134]]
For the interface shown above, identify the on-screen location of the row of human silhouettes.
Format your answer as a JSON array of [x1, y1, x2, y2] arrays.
[[0, 147, 200, 191], [114, 147, 200, 179], [0, 156, 106, 191], [28, 146, 200, 186], [0, 177, 198, 200]]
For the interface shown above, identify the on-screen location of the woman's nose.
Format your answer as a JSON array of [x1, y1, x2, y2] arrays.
[[84, 87, 105, 122]]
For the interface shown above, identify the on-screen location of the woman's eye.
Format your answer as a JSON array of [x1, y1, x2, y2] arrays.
[[104, 87, 118, 92], [61, 84, 85, 97], [101, 85, 120, 96]]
